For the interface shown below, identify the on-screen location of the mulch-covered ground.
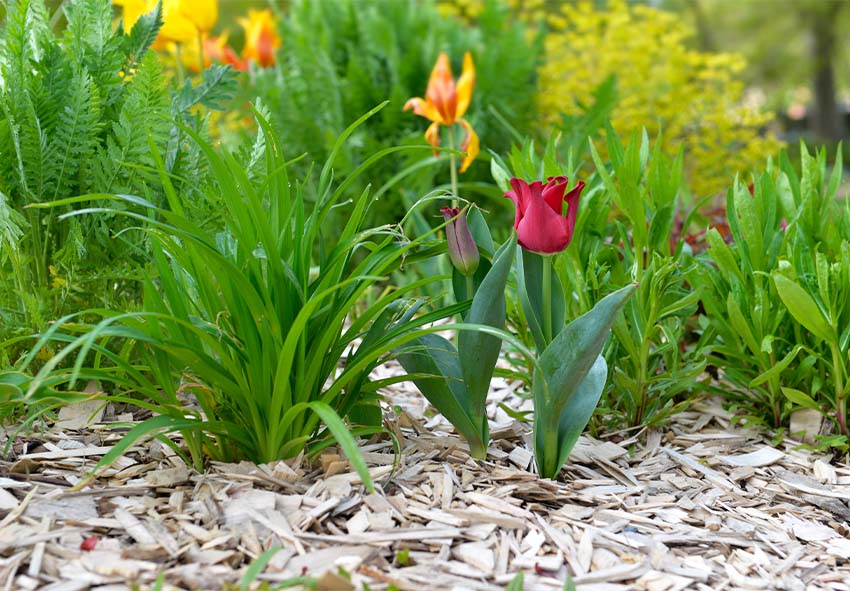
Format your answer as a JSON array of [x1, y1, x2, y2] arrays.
[[2, 364, 850, 591]]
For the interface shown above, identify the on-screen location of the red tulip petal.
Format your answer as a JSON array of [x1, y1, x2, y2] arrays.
[[541, 176, 568, 214], [563, 180, 585, 244], [515, 190, 571, 254], [505, 178, 531, 229]]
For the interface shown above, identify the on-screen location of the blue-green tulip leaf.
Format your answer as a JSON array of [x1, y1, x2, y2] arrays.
[[459, 234, 516, 419], [532, 284, 635, 478], [396, 334, 485, 457]]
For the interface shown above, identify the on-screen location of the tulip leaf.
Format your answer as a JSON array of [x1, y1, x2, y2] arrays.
[[452, 260, 492, 303], [519, 249, 565, 353], [532, 285, 635, 478], [773, 273, 833, 343], [548, 355, 607, 477], [396, 334, 486, 457], [466, 206, 495, 255], [458, 234, 516, 419]]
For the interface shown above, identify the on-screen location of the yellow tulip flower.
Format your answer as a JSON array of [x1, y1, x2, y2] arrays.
[[114, 0, 217, 45]]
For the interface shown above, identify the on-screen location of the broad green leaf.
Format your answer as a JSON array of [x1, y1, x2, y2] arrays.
[[466, 206, 495, 254], [396, 334, 485, 457], [545, 355, 608, 477], [459, 235, 516, 419], [773, 273, 834, 343], [705, 228, 744, 285], [726, 295, 760, 355], [781, 387, 821, 411], [532, 285, 635, 477], [734, 181, 764, 270]]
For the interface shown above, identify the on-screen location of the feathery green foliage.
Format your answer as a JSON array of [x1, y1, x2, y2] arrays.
[[0, 0, 236, 345]]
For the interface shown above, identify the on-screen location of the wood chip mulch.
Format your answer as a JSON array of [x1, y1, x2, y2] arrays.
[[1, 366, 850, 591]]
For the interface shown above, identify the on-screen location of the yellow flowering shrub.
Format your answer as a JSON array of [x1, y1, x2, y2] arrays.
[[536, 0, 781, 195]]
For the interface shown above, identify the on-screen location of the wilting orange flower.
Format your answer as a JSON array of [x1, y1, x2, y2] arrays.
[[404, 52, 479, 173], [115, 0, 217, 46], [238, 9, 281, 68]]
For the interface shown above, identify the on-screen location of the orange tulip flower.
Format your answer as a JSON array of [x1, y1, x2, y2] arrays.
[[181, 34, 247, 73], [238, 9, 282, 68], [404, 52, 479, 173]]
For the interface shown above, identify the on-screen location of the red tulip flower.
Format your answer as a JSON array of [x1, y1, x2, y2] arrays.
[[504, 176, 585, 254]]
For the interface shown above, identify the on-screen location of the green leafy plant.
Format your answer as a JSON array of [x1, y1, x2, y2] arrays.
[[494, 127, 706, 431], [584, 129, 708, 427], [691, 144, 849, 441], [17, 105, 458, 486], [0, 0, 236, 342]]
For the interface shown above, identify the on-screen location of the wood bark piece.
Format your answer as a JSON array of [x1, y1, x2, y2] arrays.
[[3, 376, 850, 590]]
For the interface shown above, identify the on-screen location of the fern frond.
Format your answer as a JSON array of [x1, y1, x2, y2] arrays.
[[48, 68, 103, 200], [0, 190, 27, 260], [96, 51, 169, 195], [64, 0, 124, 96], [120, 0, 162, 82]]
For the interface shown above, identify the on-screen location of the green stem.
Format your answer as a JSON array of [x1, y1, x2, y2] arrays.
[[541, 414, 560, 479], [448, 124, 459, 208], [831, 344, 847, 435], [175, 43, 185, 87], [197, 32, 205, 74], [465, 273, 475, 302], [542, 255, 553, 345]]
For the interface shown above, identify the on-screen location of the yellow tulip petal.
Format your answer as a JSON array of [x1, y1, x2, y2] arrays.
[[403, 97, 444, 124], [159, 0, 197, 43], [458, 119, 479, 173], [180, 0, 218, 34], [455, 52, 475, 120], [425, 121, 441, 158]]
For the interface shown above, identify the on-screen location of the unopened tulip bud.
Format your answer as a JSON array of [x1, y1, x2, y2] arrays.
[[441, 206, 479, 277]]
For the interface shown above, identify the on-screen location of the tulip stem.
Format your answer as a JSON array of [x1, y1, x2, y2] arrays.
[[175, 43, 185, 87], [448, 124, 459, 207], [197, 33, 206, 75], [542, 255, 553, 345], [466, 273, 475, 302]]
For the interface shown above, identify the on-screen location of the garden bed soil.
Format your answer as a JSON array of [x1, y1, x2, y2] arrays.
[[1, 367, 850, 591]]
